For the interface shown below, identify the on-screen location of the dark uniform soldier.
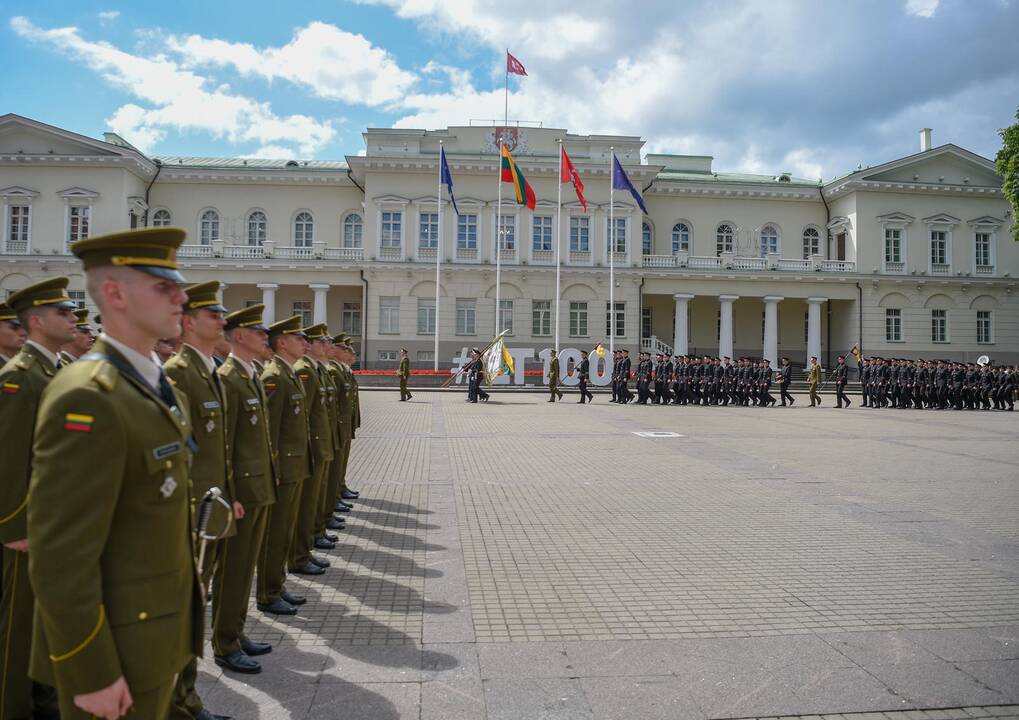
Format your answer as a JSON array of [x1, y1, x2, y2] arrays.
[[635, 352, 652, 404], [779, 357, 794, 406], [835, 355, 851, 408], [29, 229, 202, 720], [397, 348, 411, 401], [1, 278, 76, 720], [577, 350, 593, 403], [619, 349, 633, 403], [0, 302, 27, 365], [547, 349, 564, 402]]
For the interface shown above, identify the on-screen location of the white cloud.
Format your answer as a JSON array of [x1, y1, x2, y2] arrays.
[[905, 0, 939, 18], [98, 10, 120, 22], [166, 22, 417, 106], [10, 16, 334, 155]]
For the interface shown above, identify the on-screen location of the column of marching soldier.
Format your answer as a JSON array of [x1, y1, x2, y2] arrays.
[[858, 357, 1015, 411], [0, 227, 363, 720]]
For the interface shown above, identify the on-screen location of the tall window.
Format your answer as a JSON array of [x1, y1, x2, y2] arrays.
[[247, 210, 267, 246], [342, 302, 361, 335], [931, 309, 948, 343], [884, 229, 902, 263], [294, 211, 314, 247], [609, 218, 626, 254], [569, 301, 588, 337], [455, 298, 476, 335], [532, 216, 553, 252], [975, 232, 992, 268], [7, 205, 30, 252], [457, 214, 478, 249], [642, 222, 652, 255], [570, 216, 589, 252], [498, 300, 514, 335], [381, 212, 402, 248], [292, 301, 312, 327], [885, 309, 902, 342], [379, 297, 400, 334], [417, 298, 436, 334], [605, 301, 625, 338], [671, 222, 690, 254], [68, 290, 86, 310], [343, 213, 363, 248], [802, 227, 820, 259], [716, 223, 733, 255], [497, 215, 515, 251], [417, 350, 434, 363], [68, 206, 90, 245], [418, 212, 438, 249], [641, 307, 652, 339], [977, 311, 992, 344], [532, 300, 552, 336], [759, 224, 779, 257], [200, 209, 219, 245], [930, 230, 947, 265], [151, 209, 171, 228]]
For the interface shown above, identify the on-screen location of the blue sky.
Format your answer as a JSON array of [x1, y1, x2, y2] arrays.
[[2, 0, 1017, 180]]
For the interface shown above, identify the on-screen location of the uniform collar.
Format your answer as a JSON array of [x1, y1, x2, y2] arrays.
[[228, 352, 256, 379], [25, 339, 60, 368], [101, 333, 162, 390], [183, 343, 217, 374]]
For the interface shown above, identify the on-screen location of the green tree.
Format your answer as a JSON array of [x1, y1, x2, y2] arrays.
[[996, 108, 1019, 241]]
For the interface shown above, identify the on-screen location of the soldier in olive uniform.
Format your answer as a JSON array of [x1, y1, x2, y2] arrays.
[[0, 302, 27, 365], [807, 356, 823, 407], [28, 229, 202, 720], [257, 316, 312, 615], [213, 304, 277, 674], [333, 337, 361, 506], [547, 349, 564, 402], [398, 348, 412, 401], [58, 309, 96, 364], [0, 278, 76, 720], [319, 334, 356, 533]]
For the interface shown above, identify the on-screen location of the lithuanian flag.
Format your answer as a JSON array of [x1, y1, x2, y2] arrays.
[[501, 145, 536, 209]]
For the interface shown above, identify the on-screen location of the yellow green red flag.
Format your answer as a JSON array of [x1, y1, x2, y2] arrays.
[[501, 145, 536, 210]]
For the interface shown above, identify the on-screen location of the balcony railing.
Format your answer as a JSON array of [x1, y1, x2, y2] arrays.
[[688, 256, 722, 269], [884, 261, 905, 274], [733, 256, 767, 270], [530, 249, 554, 265], [322, 247, 363, 262], [930, 262, 951, 275], [223, 245, 265, 259], [274, 246, 313, 260], [820, 260, 856, 272], [379, 245, 402, 260], [975, 264, 995, 276], [456, 246, 480, 263], [497, 248, 516, 263], [643, 254, 677, 268], [179, 244, 214, 258], [777, 258, 811, 271], [417, 246, 438, 262], [569, 249, 591, 265], [606, 251, 627, 266]]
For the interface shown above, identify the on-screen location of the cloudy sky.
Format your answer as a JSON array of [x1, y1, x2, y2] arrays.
[[3, 0, 1017, 180]]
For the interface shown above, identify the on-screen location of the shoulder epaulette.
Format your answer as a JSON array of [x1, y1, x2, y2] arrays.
[[90, 361, 118, 393], [219, 362, 235, 377], [14, 352, 34, 371]]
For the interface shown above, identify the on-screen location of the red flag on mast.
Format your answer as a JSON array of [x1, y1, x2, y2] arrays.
[[560, 147, 587, 212], [506, 52, 527, 76]]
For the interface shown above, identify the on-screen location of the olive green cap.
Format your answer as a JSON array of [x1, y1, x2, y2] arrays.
[[267, 314, 306, 338], [331, 333, 349, 346], [71, 227, 187, 283], [73, 308, 95, 332], [184, 281, 227, 313], [224, 304, 267, 332], [0, 302, 19, 325], [303, 323, 329, 340], [8, 277, 77, 313]]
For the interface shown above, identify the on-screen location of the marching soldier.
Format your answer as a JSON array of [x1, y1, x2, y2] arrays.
[[397, 348, 411, 401], [58, 308, 96, 364], [577, 350, 593, 403], [835, 355, 851, 408], [779, 357, 795, 406], [1, 278, 76, 720], [619, 349, 633, 403], [0, 301, 26, 365], [28, 229, 202, 720], [635, 351, 652, 404], [807, 355, 822, 407], [547, 349, 564, 402]]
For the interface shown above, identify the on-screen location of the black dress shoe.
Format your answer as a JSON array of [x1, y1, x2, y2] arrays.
[[215, 650, 262, 674], [280, 590, 306, 606], [240, 637, 273, 656], [322, 531, 339, 541], [333, 503, 350, 513], [326, 517, 345, 530], [341, 489, 359, 500], [257, 599, 297, 615], [310, 556, 330, 568], [314, 537, 336, 550], [195, 709, 233, 720], [336, 499, 354, 510], [293, 562, 325, 575]]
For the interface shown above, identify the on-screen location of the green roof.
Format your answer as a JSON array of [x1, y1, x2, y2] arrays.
[[655, 170, 820, 187], [154, 156, 349, 171]]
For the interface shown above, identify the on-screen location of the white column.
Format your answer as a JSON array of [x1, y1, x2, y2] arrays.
[[718, 294, 738, 359], [806, 297, 826, 365], [673, 293, 693, 355], [258, 283, 279, 325], [763, 296, 783, 368], [310, 283, 330, 325]]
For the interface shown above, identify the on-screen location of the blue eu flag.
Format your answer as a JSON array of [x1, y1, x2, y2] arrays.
[[612, 154, 648, 215], [440, 147, 461, 217]]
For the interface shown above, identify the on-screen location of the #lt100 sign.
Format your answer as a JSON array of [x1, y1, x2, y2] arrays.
[[449, 346, 613, 386]]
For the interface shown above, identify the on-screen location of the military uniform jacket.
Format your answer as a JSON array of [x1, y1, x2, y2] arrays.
[[398, 357, 410, 379], [578, 358, 590, 380], [0, 343, 58, 543], [218, 357, 277, 509], [549, 357, 560, 383], [327, 360, 355, 443], [351, 370, 361, 434], [620, 357, 631, 380], [808, 364, 822, 384], [295, 357, 335, 466], [27, 338, 201, 696], [836, 364, 848, 383], [261, 356, 311, 484]]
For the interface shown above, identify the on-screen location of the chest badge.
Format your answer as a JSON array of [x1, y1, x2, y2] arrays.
[[160, 476, 178, 499], [250, 413, 259, 425], [206, 419, 216, 433]]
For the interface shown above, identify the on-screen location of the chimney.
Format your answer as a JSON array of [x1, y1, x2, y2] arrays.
[[920, 128, 932, 152]]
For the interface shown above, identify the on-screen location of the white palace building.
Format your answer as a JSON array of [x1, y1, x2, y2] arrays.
[[1, 113, 1016, 369]]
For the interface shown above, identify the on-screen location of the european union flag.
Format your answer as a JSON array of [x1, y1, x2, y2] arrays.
[[612, 155, 648, 215], [440, 147, 461, 216]]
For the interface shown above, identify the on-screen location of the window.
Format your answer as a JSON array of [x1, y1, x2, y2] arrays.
[[68, 290, 86, 310], [418, 212, 438, 249], [497, 215, 515, 251], [247, 210, 267, 246], [293, 212, 314, 247], [378, 350, 398, 361], [200, 209, 220, 245], [641, 307, 652, 339], [569, 301, 588, 337], [642, 222, 652, 255], [7, 205, 30, 252], [930, 230, 947, 265], [379, 297, 400, 334], [381, 212, 402, 248], [151, 209, 171, 228], [931, 309, 948, 343], [498, 300, 513, 335], [417, 350, 434, 362], [609, 218, 626, 254], [342, 303, 361, 336], [802, 227, 820, 259], [759, 224, 779, 257], [532, 300, 552, 336], [343, 214, 363, 248], [605, 301, 625, 338], [457, 214, 478, 249], [532, 216, 553, 252], [884, 228, 902, 263], [455, 298, 476, 335], [417, 298, 436, 334], [671, 222, 690, 254], [292, 301, 312, 327], [885, 309, 902, 342], [716, 223, 733, 255], [68, 206, 90, 244], [570, 216, 589, 252], [977, 311, 992, 344], [975, 232, 992, 268]]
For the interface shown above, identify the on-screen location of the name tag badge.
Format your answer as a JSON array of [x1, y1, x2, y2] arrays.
[[203, 400, 220, 410], [246, 398, 260, 406], [153, 442, 182, 460]]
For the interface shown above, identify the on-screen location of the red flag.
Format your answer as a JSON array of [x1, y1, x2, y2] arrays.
[[506, 52, 527, 76], [560, 147, 587, 212]]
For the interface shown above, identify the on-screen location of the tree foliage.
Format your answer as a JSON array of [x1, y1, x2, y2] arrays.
[[996, 108, 1019, 241]]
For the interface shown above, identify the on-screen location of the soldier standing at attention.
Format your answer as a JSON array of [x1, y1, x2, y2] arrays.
[[0, 302, 27, 364], [835, 355, 851, 409], [59, 309, 96, 364], [808, 355, 823, 407], [619, 349, 633, 403], [397, 348, 411, 401], [320, 334, 355, 533], [577, 350, 593, 404], [547, 349, 564, 402], [257, 316, 312, 616], [336, 337, 361, 503], [0, 277, 76, 720], [28, 229, 201, 720]]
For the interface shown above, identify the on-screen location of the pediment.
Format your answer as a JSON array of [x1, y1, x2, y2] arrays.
[[921, 213, 960, 226], [860, 145, 1000, 187], [372, 194, 410, 204], [967, 215, 1003, 227], [0, 185, 39, 198], [58, 187, 100, 199], [828, 215, 853, 229], [454, 197, 486, 207], [0, 114, 128, 158], [875, 211, 915, 224]]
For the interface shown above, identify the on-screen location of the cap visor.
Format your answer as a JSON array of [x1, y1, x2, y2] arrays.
[[139, 265, 187, 283], [208, 303, 229, 313], [53, 300, 78, 309]]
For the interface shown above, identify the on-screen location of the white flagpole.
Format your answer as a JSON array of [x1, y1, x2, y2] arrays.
[[504, 49, 509, 127], [495, 140, 503, 335], [609, 146, 615, 357], [434, 141, 443, 371], [554, 139, 563, 353]]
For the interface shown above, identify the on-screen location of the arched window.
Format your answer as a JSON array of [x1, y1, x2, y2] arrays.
[[671, 222, 690, 254], [759, 224, 779, 257], [294, 211, 314, 247], [199, 209, 219, 245], [642, 222, 653, 255], [151, 209, 171, 227], [343, 213, 363, 248], [247, 210, 267, 246], [716, 223, 734, 256], [802, 227, 821, 259]]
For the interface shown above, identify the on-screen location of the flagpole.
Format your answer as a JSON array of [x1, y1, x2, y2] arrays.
[[434, 141, 443, 372], [504, 49, 509, 127], [495, 140, 503, 336], [554, 139, 563, 354], [609, 146, 615, 357]]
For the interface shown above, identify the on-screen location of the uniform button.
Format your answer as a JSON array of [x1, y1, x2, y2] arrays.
[[165, 461, 172, 469], [138, 611, 148, 620]]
